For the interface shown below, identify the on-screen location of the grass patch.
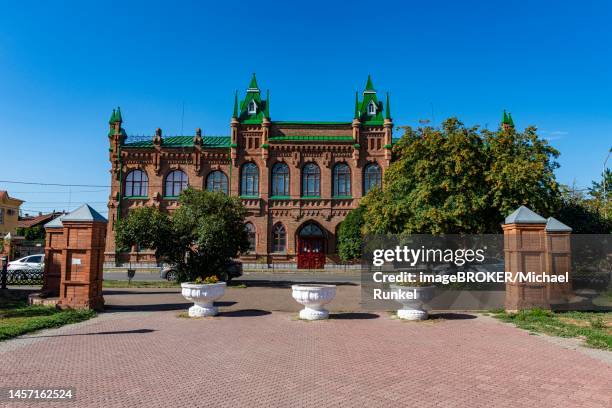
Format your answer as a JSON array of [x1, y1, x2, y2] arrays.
[[492, 308, 612, 350], [103, 280, 180, 288], [0, 291, 95, 341]]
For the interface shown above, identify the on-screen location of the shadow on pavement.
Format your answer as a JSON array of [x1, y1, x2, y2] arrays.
[[218, 309, 271, 317], [429, 313, 477, 320], [236, 280, 358, 288], [104, 301, 237, 312], [330, 312, 380, 320], [21, 328, 156, 339], [103, 290, 180, 295]]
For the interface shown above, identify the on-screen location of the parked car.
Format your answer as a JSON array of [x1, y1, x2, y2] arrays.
[[160, 260, 243, 282], [7, 254, 45, 272]]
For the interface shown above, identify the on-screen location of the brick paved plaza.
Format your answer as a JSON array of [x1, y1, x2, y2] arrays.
[[1, 287, 611, 408]]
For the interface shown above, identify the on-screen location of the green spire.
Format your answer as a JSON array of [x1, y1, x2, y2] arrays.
[[264, 89, 270, 118], [233, 91, 238, 118], [502, 109, 509, 124], [364, 74, 375, 92], [247, 73, 259, 92], [115, 106, 122, 123], [354, 92, 359, 119], [109, 109, 116, 124], [385, 92, 391, 120], [508, 112, 514, 127]]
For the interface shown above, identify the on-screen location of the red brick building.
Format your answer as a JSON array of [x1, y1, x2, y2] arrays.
[[105, 75, 393, 268]]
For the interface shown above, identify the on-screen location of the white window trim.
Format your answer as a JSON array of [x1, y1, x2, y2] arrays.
[[248, 100, 257, 114], [368, 101, 377, 115]]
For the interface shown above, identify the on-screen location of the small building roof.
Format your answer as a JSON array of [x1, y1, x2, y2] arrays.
[[545, 217, 572, 232], [504, 205, 547, 224], [62, 204, 107, 222], [18, 212, 64, 229], [44, 204, 106, 228]]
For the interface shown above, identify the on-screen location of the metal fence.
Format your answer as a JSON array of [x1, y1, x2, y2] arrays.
[[1, 258, 43, 287]]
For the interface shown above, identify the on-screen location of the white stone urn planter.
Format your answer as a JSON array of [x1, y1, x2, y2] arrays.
[[390, 284, 435, 321], [181, 282, 226, 317], [291, 284, 336, 320]]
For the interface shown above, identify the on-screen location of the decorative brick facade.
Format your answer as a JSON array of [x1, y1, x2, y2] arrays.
[[105, 75, 393, 267]]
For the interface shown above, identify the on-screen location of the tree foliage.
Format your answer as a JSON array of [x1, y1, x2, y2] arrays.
[[115, 188, 249, 281], [361, 118, 561, 235], [337, 205, 365, 261], [557, 184, 612, 233]]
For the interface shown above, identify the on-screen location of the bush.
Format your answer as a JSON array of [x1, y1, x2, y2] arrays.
[[337, 206, 365, 262]]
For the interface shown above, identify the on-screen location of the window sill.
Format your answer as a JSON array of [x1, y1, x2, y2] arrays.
[[240, 195, 260, 199], [124, 196, 149, 199], [332, 196, 353, 199], [300, 196, 321, 200], [162, 196, 179, 200], [270, 196, 291, 200]]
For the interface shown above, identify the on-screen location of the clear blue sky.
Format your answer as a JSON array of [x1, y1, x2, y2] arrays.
[[1, 0, 610, 217]]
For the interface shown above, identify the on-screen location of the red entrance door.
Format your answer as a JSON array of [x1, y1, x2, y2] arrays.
[[297, 237, 325, 269]]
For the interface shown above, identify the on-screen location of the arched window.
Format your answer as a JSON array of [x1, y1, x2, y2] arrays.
[[302, 163, 320, 197], [272, 223, 286, 253], [248, 100, 257, 114], [165, 170, 188, 197], [245, 222, 256, 253], [125, 170, 148, 197], [299, 223, 324, 237], [206, 171, 228, 194], [368, 100, 377, 115], [364, 163, 382, 194], [333, 163, 351, 197], [271, 162, 290, 197], [240, 163, 259, 197]]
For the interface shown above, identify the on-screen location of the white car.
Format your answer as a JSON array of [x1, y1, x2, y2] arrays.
[[7, 254, 45, 272]]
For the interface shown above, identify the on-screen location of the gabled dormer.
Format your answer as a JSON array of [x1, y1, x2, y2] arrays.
[[235, 73, 270, 124], [355, 75, 388, 125]]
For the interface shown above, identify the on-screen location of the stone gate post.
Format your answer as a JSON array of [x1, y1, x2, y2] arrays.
[[502, 206, 550, 312], [42, 216, 65, 295], [544, 217, 573, 303], [43, 204, 107, 310]]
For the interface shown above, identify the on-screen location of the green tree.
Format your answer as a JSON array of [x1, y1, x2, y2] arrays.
[[361, 118, 561, 235], [337, 205, 365, 261], [115, 188, 249, 281], [557, 184, 612, 233], [588, 168, 612, 218], [484, 125, 560, 218]]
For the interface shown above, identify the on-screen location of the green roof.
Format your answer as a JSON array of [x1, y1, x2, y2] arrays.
[[365, 74, 375, 92], [269, 135, 353, 142], [273, 121, 352, 126], [124, 136, 230, 148], [356, 75, 385, 124]]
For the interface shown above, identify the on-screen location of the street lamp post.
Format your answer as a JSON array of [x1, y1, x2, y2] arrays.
[[604, 147, 612, 219]]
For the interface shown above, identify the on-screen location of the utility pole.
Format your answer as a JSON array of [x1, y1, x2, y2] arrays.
[[603, 147, 612, 219]]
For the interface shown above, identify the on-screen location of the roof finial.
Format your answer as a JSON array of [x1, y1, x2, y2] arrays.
[[232, 90, 238, 118], [109, 108, 116, 124], [115, 106, 122, 123], [248, 73, 259, 91], [385, 92, 391, 120], [365, 74, 375, 93], [354, 91, 360, 119], [264, 89, 270, 119]]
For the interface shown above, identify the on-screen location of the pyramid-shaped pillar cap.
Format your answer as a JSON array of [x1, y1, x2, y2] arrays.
[[545, 217, 572, 232], [45, 204, 107, 228], [504, 205, 547, 224]]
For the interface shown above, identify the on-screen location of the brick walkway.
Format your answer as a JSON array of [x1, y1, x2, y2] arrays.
[[1, 308, 610, 407]]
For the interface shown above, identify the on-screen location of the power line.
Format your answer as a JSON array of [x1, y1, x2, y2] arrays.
[[0, 180, 110, 188]]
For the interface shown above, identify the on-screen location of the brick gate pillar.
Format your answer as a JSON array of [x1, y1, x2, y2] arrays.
[[53, 204, 107, 310], [502, 206, 549, 312], [42, 215, 65, 296], [544, 217, 573, 304]]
